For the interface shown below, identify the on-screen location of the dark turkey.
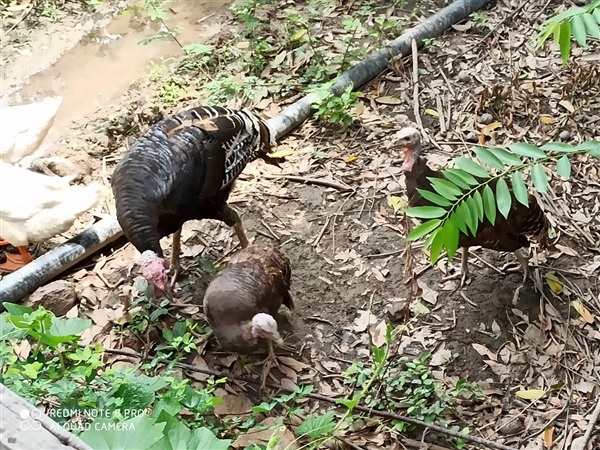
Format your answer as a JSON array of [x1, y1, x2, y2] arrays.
[[110, 106, 279, 294], [202, 245, 293, 386], [397, 127, 549, 285]]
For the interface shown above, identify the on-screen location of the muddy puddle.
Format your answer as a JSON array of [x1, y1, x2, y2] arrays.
[[3, 0, 229, 144]]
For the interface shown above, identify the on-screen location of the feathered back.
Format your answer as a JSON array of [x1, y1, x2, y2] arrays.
[[404, 154, 549, 253], [203, 246, 293, 323], [110, 106, 277, 256]]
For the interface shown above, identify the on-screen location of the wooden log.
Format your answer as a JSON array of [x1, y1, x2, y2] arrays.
[[0, 383, 92, 450]]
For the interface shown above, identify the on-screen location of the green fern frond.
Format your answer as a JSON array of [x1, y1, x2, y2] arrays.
[[536, 1, 600, 64], [404, 141, 600, 264]]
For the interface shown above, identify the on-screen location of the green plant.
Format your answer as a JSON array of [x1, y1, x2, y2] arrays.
[[405, 141, 600, 264], [469, 12, 487, 28], [536, 1, 600, 64], [311, 84, 362, 127]]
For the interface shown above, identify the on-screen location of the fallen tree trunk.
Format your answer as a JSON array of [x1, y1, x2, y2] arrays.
[[0, 0, 492, 307]]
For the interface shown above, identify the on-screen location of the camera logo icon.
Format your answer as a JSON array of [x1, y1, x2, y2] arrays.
[[19, 409, 42, 431]]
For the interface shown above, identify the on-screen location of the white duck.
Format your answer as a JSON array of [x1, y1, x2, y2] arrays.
[[0, 161, 101, 271], [0, 97, 62, 164]]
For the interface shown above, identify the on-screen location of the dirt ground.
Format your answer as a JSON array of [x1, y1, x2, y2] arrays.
[[1, 0, 599, 449]]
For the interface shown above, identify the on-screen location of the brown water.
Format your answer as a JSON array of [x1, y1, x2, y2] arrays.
[[12, 0, 229, 142]]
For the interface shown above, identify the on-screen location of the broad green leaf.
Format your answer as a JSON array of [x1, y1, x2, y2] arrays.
[[559, 21, 571, 64], [454, 157, 490, 178], [582, 12, 600, 38], [571, 15, 587, 46], [575, 140, 600, 152], [590, 148, 600, 158], [465, 197, 479, 236], [442, 219, 460, 260], [482, 185, 496, 225], [428, 177, 463, 199], [442, 168, 477, 189], [81, 415, 166, 450], [475, 147, 505, 170], [404, 206, 447, 219], [595, 8, 600, 25], [296, 411, 336, 439], [416, 188, 453, 206], [540, 142, 575, 152], [490, 147, 523, 166], [429, 228, 445, 264], [531, 164, 549, 193], [407, 219, 442, 241], [496, 178, 512, 219], [511, 171, 529, 207], [556, 155, 571, 179], [453, 202, 470, 235], [473, 190, 484, 222], [509, 143, 546, 159]]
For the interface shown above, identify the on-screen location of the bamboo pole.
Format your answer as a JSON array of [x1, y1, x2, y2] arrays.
[[0, 0, 491, 307]]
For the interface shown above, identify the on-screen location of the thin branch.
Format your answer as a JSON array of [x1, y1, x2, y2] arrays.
[[264, 175, 352, 191], [575, 396, 600, 450], [101, 347, 517, 450]]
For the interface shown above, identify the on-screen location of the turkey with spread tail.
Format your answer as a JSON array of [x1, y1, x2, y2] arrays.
[[397, 127, 549, 285], [110, 106, 280, 296], [202, 245, 293, 387]]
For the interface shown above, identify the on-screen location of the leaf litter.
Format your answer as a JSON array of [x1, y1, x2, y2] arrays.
[[2, 0, 599, 448]]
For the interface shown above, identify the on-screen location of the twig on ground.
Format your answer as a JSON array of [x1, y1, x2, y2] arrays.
[[264, 175, 352, 191], [574, 388, 600, 450], [100, 346, 518, 450]]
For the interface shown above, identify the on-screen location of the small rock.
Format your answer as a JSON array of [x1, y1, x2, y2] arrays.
[[497, 416, 524, 435], [559, 130, 571, 141], [23, 280, 77, 316], [465, 131, 479, 142], [480, 113, 494, 124], [387, 181, 401, 192], [386, 302, 409, 323], [457, 70, 470, 82]]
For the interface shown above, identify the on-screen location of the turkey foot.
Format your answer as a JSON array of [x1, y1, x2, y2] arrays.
[[169, 228, 182, 288], [0, 246, 34, 272], [196, 330, 213, 355], [214, 205, 249, 248], [500, 250, 529, 283], [441, 248, 470, 287], [261, 339, 281, 389]]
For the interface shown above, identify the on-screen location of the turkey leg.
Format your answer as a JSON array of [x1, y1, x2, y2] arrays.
[[0, 246, 34, 272], [169, 228, 182, 288], [0, 239, 9, 246], [441, 247, 471, 287], [214, 204, 249, 248], [512, 249, 529, 283]]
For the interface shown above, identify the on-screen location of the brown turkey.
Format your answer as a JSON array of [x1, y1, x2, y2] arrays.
[[111, 106, 280, 296], [397, 127, 549, 285], [202, 245, 293, 387]]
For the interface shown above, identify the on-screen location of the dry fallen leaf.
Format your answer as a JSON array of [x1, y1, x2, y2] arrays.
[[545, 273, 563, 294], [267, 149, 293, 158], [375, 96, 402, 105], [515, 389, 546, 400], [571, 300, 594, 324], [539, 115, 556, 125], [543, 426, 554, 447], [370, 320, 387, 348], [387, 195, 404, 214]]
